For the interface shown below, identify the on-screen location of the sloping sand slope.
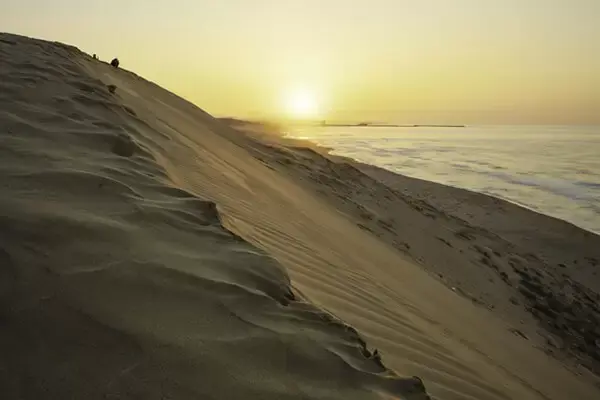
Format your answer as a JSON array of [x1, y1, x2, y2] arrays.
[[230, 124, 600, 400], [0, 33, 427, 400], [1, 32, 599, 400], [243, 127, 600, 376]]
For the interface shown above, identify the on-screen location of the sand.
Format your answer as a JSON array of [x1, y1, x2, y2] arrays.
[[1, 32, 599, 400]]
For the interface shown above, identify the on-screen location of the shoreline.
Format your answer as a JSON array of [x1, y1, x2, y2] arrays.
[[280, 130, 600, 237], [354, 156, 600, 237]]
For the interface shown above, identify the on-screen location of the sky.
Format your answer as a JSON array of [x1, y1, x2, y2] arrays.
[[2, 0, 600, 124]]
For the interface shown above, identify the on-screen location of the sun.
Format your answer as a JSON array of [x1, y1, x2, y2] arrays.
[[284, 88, 320, 119]]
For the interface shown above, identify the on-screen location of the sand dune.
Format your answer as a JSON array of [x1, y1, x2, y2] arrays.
[[0, 33, 428, 400], [1, 32, 599, 400]]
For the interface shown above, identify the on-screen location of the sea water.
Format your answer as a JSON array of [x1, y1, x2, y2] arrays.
[[287, 125, 600, 234]]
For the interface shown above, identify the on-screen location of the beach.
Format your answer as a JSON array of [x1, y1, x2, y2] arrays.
[[1, 33, 600, 400], [286, 125, 600, 235]]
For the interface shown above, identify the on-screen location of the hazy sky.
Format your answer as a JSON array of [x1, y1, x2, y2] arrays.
[[3, 0, 599, 124]]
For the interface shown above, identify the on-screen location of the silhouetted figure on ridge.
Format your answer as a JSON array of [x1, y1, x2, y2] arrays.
[[110, 58, 120, 68]]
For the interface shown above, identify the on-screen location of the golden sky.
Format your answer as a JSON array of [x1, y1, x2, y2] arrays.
[[3, 0, 599, 124]]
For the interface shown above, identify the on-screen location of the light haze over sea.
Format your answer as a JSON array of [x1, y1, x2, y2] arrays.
[[288, 125, 600, 235]]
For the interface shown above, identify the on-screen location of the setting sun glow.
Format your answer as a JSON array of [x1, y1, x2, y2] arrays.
[[285, 88, 320, 119], [2, 1, 598, 124]]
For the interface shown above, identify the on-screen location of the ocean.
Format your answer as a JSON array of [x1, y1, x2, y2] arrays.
[[287, 125, 600, 235]]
